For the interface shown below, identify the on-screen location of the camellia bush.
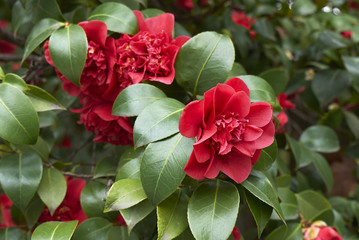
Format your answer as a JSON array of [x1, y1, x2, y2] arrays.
[[0, 0, 359, 239]]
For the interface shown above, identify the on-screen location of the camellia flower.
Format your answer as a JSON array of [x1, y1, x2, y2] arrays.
[[302, 221, 343, 240], [232, 226, 241, 240], [0, 194, 16, 228], [340, 31, 352, 39], [115, 11, 190, 86], [231, 10, 257, 40], [179, 77, 275, 183], [0, 21, 16, 54], [176, 0, 194, 11], [275, 93, 296, 132]]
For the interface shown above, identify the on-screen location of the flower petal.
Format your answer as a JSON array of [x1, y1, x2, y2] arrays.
[[214, 83, 235, 115], [184, 152, 208, 180], [137, 11, 175, 38], [225, 91, 251, 118], [243, 125, 263, 142], [204, 154, 222, 179], [225, 77, 250, 96], [203, 87, 215, 127], [246, 102, 273, 127], [179, 100, 203, 138], [233, 141, 257, 157], [78, 20, 107, 47], [220, 152, 252, 183], [254, 121, 275, 149], [193, 141, 212, 163], [173, 35, 191, 47], [251, 149, 261, 164]]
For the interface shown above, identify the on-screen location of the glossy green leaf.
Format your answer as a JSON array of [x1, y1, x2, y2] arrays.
[[175, 32, 235, 96], [134, 98, 185, 147], [0, 228, 24, 240], [226, 62, 247, 80], [296, 190, 334, 224], [343, 110, 359, 139], [104, 179, 147, 212], [22, 18, 63, 64], [0, 152, 42, 209], [292, 0, 317, 15], [188, 180, 239, 240], [342, 56, 359, 92], [93, 157, 118, 179], [120, 199, 155, 232], [88, 2, 138, 34], [37, 168, 66, 215], [0, 67, 4, 80], [31, 221, 78, 240], [277, 188, 298, 220], [241, 170, 285, 223], [140, 133, 194, 205], [49, 24, 87, 86], [3, 74, 28, 91], [265, 223, 302, 240], [259, 69, 289, 95], [117, 147, 145, 170], [0, 84, 39, 144], [25, 85, 66, 112], [300, 125, 340, 153], [244, 190, 272, 237], [107, 226, 139, 240], [113, 84, 167, 117], [30, 0, 64, 23], [80, 180, 118, 221], [254, 138, 277, 171], [15, 136, 50, 161], [157, 189, 188, 240], [312, 69, 351, 104], [116, 156, 141, 180], [72, 217, 112, 240], [11, 1, 32, 36], [286, 135, 313, 169]]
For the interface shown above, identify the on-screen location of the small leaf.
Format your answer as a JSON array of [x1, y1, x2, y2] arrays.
[[343, 110, 359, 139], [188, 180, 240, 240], [134, 98, 185, 147], [25, 85, 66, 112], [259, 69, 289, 95], [0, 67, 4, 80], [37, 168, 66, 215], [30, 0, 64, 23], [0, 228, 24, 240], [292, 0, 317, 15], [3, 74, 28, 91], [116, 157, 141, 180], [266, 223, 302, 240], [72, 217, 112, 240], [157, 189, 188, 240], [175, 32, 235, 96], [317, 31, 347, 50], [226, 62, 247, 80], [342, 56, 359, 92], [311, 153, 334, 192], [120, 199, 155, 232], [49, 24, 88, 86], [253, 18, 276, 41], [104, 179, 147, 212], [286, 135, 313, 169], [254, 138, 277, 171], [117, 147, 145, 170], [22, 18, 64, 64], [0, 152, 42, 209], [93, 157, 118, 179], [277, 188, 298, 220], [0, 84, 39, 144], [300, 125, 340, 153], [140, 133, 194, 205], [88, 2, 138, 34], [31, 221, 78, 240], [113, 84, 167, 117], [14, 136, 50, 161]]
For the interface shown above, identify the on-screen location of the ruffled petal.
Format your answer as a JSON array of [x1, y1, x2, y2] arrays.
[[214, 83, 235, 115], [246, 102, 273, 127], [143, 13, 174, 37], [224, 91, 251, 118], [92, 103, 116, 121], [220, 152, 252, 183], [184, 152, 209, 180], [179, 100, 204, 138], [193, 141, 212, 163], [254, 121, 275, 149], [243, 124, 263, 142], [78, 20, 107, 47], [133, 11, 147, 32], [225, 77, 250, 96], [204, 154, 222, 179], [233, 141, 257, 157]]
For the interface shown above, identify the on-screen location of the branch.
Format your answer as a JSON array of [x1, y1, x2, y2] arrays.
[[0, 148, 16, 154], [0, 53, 41, 62], [0, 28, 25, 48], [62, 171, 94, 179]]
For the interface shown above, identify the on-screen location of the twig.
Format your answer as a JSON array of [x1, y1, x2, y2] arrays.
[[61, 171, 94, 179], [0, 148, 16, 154], [0, 28, 25, 48]]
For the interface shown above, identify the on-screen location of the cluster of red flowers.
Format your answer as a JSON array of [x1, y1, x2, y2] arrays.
[[44, 12, 189, 145], [303, 221, 343, 240], [231, 10, 257, 40]]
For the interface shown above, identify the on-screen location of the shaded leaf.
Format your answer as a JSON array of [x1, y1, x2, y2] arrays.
[[0, 228, 24, 240], [31, 221, 77, 240], [120, 199, 155, 232], [300, 125, 340, 153], [25, 85, 65, 112], [72, 217, 112, 240], [30, 0, 64, 23], [259, 69, 289, 95]]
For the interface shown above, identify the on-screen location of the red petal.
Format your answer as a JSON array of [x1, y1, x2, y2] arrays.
[[246, 102, 273, 127], [179, 100, 204, 138], [204, 154, 222, 179], [317, 227, 343, 240], [251, 149, 261, 164], [184, 152, 208, 180], [276, 111, 288, 127], [143, 13, 174, 37], [225, 77, 250, 96], [133, 11, 147, 32], [225, 91, 250, 118], [173, 35, 190, 47], [254, 121, 275, 149], [66, 178, 86, 206], [234, 141, 256, 157], [243, 125, 263, 141], [203, 87, 215, 127], [78, 20, 107, 47], [214, 83, 235, 115], [193, 141, 212, 163], [92, 103, 117, 121], [220, 152, 252, 183]]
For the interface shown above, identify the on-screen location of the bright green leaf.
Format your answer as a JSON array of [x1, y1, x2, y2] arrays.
[[116, 157, 141, 180], [31, 221, 78, 240], [3, 74, 28, 91], [25, 85, 66, 112], [120, 199, 155, 232], [0, 67, 4, 80], [72, 217, 112, 240]]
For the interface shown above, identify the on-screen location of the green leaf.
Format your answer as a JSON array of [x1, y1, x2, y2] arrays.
[[72, 217, 112, 240], [113, 84, 167, 117], [49, 25, 88, 86], [226, 62, 247, 80], [300, 125, 340, 153], [37, 168, 66, 215], [292, 0, 317, 15], [296, 190, 334, 224], [80, 180, 118, 221], [107, 226, 139, 240], [30, 0, 64, 23], [120, 199, 155, 232], [15, 136, 50, 161], [140, 133, 194, 205], [22, 18, 63, 64], [259, 69, 289, 96], [312, 69, 350, 104], [104, 179, 147, 212], [0, 67, 4, 80], [0, 152, 42, 209], [244, 190, 272, 238], [317, 31, 347, 50], [343, 110, 359, 139], [342, 56, 359, 92], [286, 135, 313, 169], [0, 228, 24, 240], [188, 180, 239, 240], [241, 170, 285, 223], [117, 147, 144, 170], [93, 157, 118, 179], [31, 221, 78, 240], [134, 98, 185, 147], [88, 2, 138, 34], [3, 74, 28, 91], [265, 223, 302, 240], [254, 138, 278, 171], [157, 189, 188, 240], [0, 84, 39, 144], [11, 1, 32, 36], [116, 156, 141, 180], [277, 188, 298, 220], [175, 32, 235, 96], [25, 85, 66, 112], [312, 153, 334, 192], [253, 18, 276, 41]]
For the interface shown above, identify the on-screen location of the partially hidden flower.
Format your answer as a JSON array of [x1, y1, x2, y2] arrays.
[[176, 0, 194, 11], [231, 10, 257, 40], [0, 21, 16, 54], [302, 221, 343, 240], [179, 77, 275, 183], [340, 31, 352, 39], [232, 226, 241, 240], [0, 194, 16, 229], [115, 11, 190, 86]]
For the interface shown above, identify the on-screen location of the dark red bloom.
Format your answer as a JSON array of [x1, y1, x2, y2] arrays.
[[232, 226, 241, 240], [179, 78, 275, 183], [115, 11, 190, 85], [303, 221, 343, 240], [231, 10, 257, 40], [176, 0, 194, 11], [340, 31, 352, 39], [348, 1, 359, 9], [0, 21, 16, 54], [0, 194, 16, 229], [275, 93, 297, 133]]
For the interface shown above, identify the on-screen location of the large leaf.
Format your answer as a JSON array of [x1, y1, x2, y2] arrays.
[[31, 221, 78, 240], [241, 170, 285, 223], [72, 217, 112, 240], [25, 85, 66, 112], [0, 228, 24, 240], [37, 168, 66, 215], [0, 152, 42, 209], [49, 24, 87, 86], [104, 179, 147, 212], [140, 133, 194, 205], [134, 98, 185, 147], [175, 32, 235, 96], [188, 180, 239, 240], [88, 2, 138, 34], [0, 84, 39, 144], [113, 84, 167, 117], [259, 69, 289, 95], [30, 0, 64, 23], [157, 189, 188, 240], [286, 135, 313, 169], [120, 199, 155, 232], [299, 125, 340, 153], [22, 18, 63, 64]]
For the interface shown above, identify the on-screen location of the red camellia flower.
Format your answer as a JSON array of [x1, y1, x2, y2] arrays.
[[179, 77, 275, 183], [176, 0, 194, 11], [115, 11, 190, 86], [303, 221, 343, 240], [0, 21, 16, 54], [232, 226, 241, 240], [340, 31, 352, 39], [231, 10, 257, 40], [0, 194, 16, 228]]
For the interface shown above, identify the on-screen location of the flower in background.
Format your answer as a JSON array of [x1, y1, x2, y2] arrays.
[[340, 31, 352, 39], [231, 10, 257, 40], [232, 226, 241, 240], [176, 0, 194, 11], [302, 221, 343, 240], [0, 194, 16, 229], [179, 77, 275, 183], [348, 1, 359, 9], [0, 21, 16, 54]]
